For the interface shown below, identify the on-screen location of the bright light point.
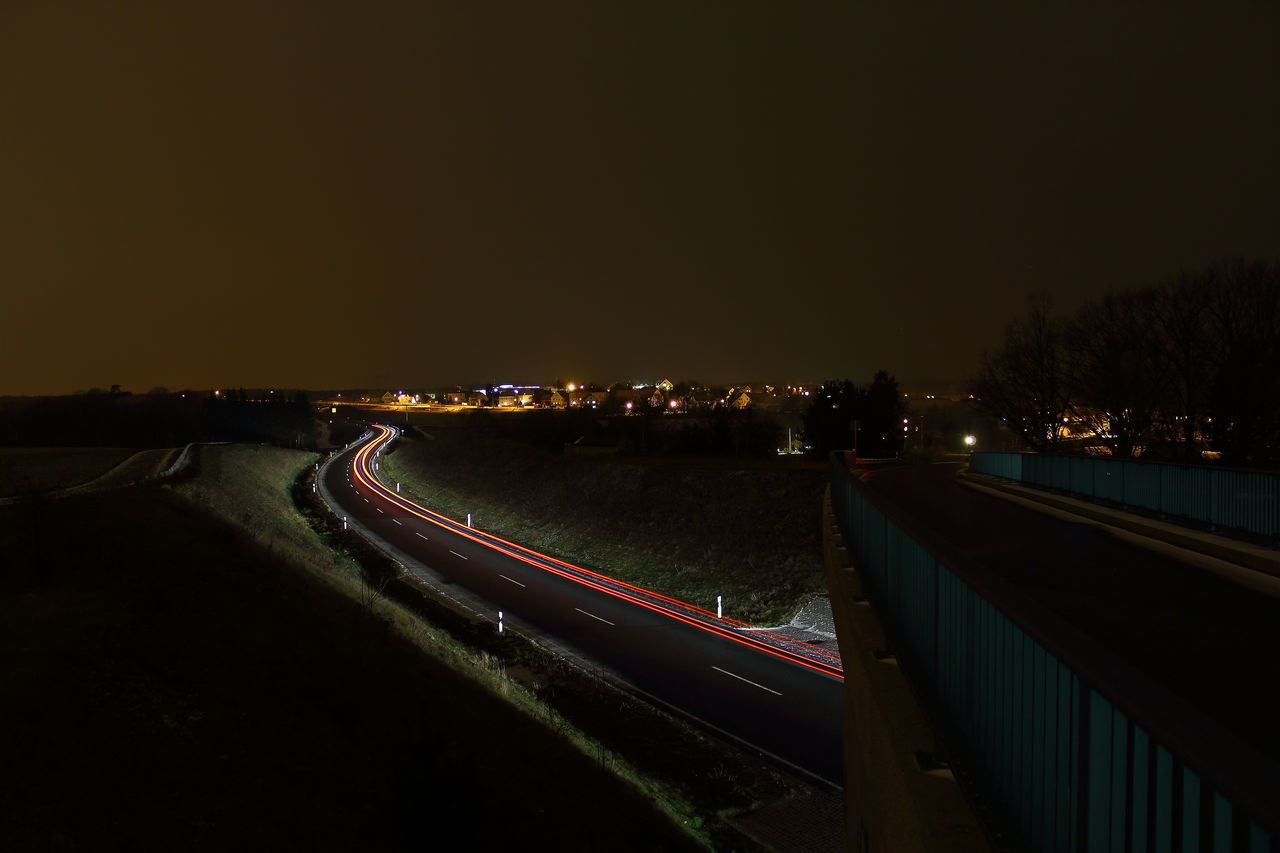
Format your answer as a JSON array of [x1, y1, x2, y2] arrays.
[[567, 383, 576, 391], [964, 434, 977, 447]]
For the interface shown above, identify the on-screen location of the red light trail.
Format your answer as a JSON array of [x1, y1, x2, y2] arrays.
[[348, 424, 844, 680]]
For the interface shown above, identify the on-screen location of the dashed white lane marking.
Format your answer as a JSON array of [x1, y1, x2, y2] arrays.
[[393, 519, 402, 525], [575, 607, 614, 626], [415, 532, 429, 540], [499, 574, 526, 588], [376, 507, 384, 514], [449, 550, 468, 560], [363, 498, 369, 503], [712, 666, 782, 696]]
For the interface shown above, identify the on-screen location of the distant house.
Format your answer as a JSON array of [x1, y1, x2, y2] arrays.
[[444, 388, 467, 405], [381, 392, 397, 405], [730, 391, 752, 409], [647, 389, 665, 408], [497, 390, 518, 407], [540, 388, 567, 408], [656, 379, 675, 393], [467, 392, 489, 407]]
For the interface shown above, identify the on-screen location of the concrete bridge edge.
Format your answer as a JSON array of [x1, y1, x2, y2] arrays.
[[822, 485, 991, 853]]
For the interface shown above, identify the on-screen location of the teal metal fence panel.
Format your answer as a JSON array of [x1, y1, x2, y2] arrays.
[[829, 455, 1277, 853], [970, 452, 1280, 540]]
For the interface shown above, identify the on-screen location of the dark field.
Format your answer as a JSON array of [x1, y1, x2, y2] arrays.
[[0, 447, 139, 498], [0, 481, 700, 850]]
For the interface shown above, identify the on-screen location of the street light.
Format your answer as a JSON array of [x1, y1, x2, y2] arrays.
[[964, 434, 977, 451]]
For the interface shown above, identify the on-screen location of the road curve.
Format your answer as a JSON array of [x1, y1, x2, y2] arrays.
[[322, 424, 845, 787]]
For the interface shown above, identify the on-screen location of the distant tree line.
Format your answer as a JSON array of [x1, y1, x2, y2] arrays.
[[802, 371, 905, 458], [971, 258, 1280, 465], [0, 389, 317, 449]]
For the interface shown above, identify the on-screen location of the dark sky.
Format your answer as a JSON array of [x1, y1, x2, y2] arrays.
[[2, 2, 1277, 394]]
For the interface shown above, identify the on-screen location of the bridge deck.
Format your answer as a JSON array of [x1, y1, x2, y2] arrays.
[[861, 461, 1280, 763]]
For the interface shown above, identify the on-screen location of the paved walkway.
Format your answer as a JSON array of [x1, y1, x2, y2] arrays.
[[860, 462, 1280, 764]]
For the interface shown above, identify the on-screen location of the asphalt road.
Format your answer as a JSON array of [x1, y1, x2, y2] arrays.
[[323, 425, 845, 787]]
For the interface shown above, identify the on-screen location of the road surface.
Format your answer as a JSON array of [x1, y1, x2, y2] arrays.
[[323, 425, 845, 787]]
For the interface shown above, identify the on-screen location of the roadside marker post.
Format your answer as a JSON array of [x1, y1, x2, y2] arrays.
[[498, 611, 504, 634], [467, 513, 472, 528], [343, 517, 348, 530], [717, 595, 723, 619]]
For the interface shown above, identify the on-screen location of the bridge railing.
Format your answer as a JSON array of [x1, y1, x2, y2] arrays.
[[970, 452, 1280, 541], [829, 454, 1278, 852]]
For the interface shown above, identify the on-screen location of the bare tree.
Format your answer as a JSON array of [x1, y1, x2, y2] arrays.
[[1064, 288, 1167, 457], [971, 295, 1073, 452], [975, 259, 1280, 464], [1205, 259, 1280, 464], [1150, 270, 1216, 459]]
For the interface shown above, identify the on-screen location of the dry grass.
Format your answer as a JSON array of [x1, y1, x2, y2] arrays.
[[171, 444, 362, 582]]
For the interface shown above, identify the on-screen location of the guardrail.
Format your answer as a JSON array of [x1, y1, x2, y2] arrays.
[[829, 454, 1278, 852], [970, 452, 1280, 541]]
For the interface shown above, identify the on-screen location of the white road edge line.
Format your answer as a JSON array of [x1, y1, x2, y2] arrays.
[[376, 507, 384, 513], [449, 550, 468, 560], [575, 607, 615, 626], [415, 532, 429, 540], [393, 519, 402, 525], [712, 666, 782, 696], [499, 574, 526, 588]]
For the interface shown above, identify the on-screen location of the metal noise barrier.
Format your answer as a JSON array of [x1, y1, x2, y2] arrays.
[[829, 453, 1278, 853], [970, 452, 1280, 542]]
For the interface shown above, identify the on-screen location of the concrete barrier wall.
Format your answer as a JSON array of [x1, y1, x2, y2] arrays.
[[822, 487, 990, 853]]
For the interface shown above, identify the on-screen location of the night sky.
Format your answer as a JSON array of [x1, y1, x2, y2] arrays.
[[3, 2, 1277, 395]]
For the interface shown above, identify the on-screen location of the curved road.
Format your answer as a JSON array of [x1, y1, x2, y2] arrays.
[[323, 425, 845, 787]]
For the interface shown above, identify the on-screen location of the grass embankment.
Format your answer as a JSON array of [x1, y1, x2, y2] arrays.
[[0, 446, 705, 850], [79, 447, 183, 489], [172, 445, 362, 583], [381, 426, 828, 625], [0, 446, 138, 497]]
